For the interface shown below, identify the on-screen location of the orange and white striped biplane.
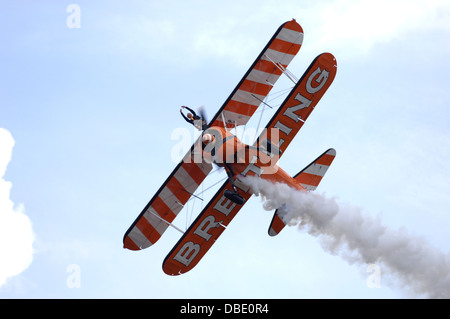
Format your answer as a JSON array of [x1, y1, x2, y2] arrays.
[[123, 19, 337, 275]]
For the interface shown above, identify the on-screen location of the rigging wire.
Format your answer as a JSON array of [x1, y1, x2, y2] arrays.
[[183, 175, 228, 231], [254, 103, 266, 143]]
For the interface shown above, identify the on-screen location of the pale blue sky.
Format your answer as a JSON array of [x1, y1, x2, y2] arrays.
[[1, 0, 450, 298]]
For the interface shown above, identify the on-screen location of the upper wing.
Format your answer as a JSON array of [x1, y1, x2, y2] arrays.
[[123, 137, 212, 250], [208, 19, 304, 129], [255, 52, 337, 160], [162, 175, 253, 275]]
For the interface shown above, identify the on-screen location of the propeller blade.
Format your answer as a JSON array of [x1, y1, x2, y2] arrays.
[[198, 105, 208, 123]]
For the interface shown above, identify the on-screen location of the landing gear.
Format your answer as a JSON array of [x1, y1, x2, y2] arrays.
[[224, 189, 245, 205], [224, 163, 245, 205]]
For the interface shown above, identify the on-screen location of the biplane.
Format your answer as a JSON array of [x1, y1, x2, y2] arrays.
[[123, 19, 337, 275]]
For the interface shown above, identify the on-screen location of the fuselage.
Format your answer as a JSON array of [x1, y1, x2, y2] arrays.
[[202, 126, 305, 192]]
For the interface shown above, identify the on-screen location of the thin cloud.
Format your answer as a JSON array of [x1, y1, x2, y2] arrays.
[[308, 0, 450, 56]]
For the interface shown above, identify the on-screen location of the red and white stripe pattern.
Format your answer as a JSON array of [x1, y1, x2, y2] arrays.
[[123, 139, 212, 250], [294, 148, 336, 191], [212, 20, 304, 128]]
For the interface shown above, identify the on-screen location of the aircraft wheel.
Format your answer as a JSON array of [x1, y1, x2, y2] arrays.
[[224, 189, 245, 205]]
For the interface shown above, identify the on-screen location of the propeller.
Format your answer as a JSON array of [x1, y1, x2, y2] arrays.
[[198, 105, 208, 125]]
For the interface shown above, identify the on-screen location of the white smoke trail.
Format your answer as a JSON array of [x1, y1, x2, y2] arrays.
[[240, 175, 450, 298]]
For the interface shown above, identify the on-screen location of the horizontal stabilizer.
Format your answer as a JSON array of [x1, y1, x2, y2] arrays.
[[294, 148, 336, 191], [268, 148, 336, 237]]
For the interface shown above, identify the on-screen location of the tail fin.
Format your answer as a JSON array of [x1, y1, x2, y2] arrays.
[[268, 148, 336, 236]]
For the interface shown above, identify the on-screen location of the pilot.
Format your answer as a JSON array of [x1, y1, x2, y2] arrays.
[[180, 105, 207, 130]]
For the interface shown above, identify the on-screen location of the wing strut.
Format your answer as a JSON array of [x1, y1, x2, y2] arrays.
[[147, 209, 185, 234], [263, 53, 298, 84], [221, 112, 229, 131]]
